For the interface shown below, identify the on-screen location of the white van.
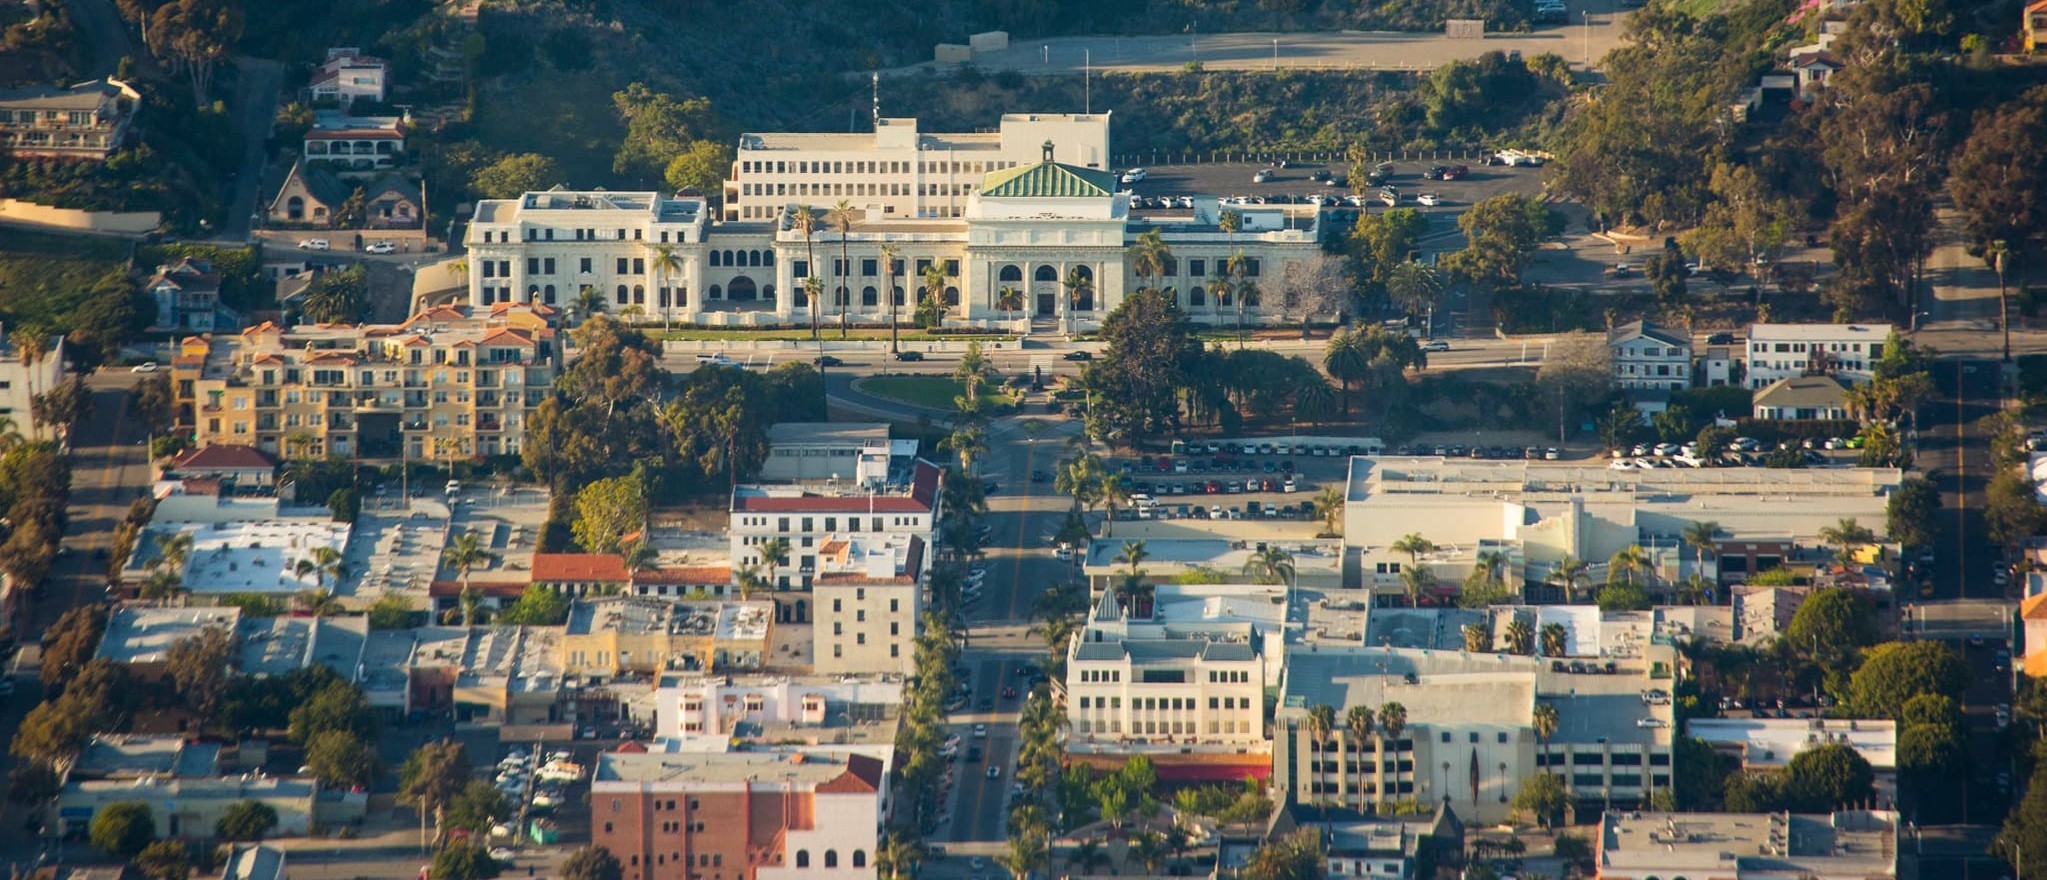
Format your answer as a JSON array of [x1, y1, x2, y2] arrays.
[[694, 353, 736, 367]]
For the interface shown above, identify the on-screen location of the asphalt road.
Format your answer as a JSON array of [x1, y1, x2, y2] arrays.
[[225, 59, 283, 240], [884, 4, 1632, 76], [64, 0, 132, 79], [1919, 359, 2002, 603]]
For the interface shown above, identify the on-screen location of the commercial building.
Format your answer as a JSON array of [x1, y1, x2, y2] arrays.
[[1080, 520, 1344, 594], [172, 303, 558, 463], [1608, 320, 1692, 392], [812, 540, 923, 676], [53, 734, 348, 839], [1342, 457, 1900, 598], [562, 596, 774, 676], [722, 113, 1112, 221], [759, 423, 903, 483], [461, 141, 1326, 332], [358, 625, 567, 724], [730, 458, 941, 624], [1594, 810, 1900, 879], [310, 48, 388, 104], [164, 444, 279, 490], [0, 78, 139, 161], [651, 676, 904, 747], [1687, 717, 1896, 781], [1265, 803, 1465, 880], [123, 516, 353, 597], [1745, 323, 1892, 389], [592, 750, 886, 880], [1273, 647, 1674, 824], [0, 324, 66, 426], [94, 607, 243, 679]]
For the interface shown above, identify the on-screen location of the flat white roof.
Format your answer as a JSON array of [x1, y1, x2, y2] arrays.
[[1686, 717, 1897, 770], [170, 519, 353, 594]]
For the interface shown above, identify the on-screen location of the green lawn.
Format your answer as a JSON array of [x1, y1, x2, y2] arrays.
[[858, 375, 1013, 411], [655, 328, 1018, 342], [0, 231, 129, 328]]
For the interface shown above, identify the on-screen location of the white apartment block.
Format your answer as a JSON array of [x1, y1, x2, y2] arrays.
[[464, 120, 1326, 333], [1607, 320, 1691, 391], [310, 48, 388, 104], [1745, 323, 1892, 389], [723, 113, 1113, 221], [729, 459, 940, 624], [652, 676, 904, 742], [0, 326, 64, 426]]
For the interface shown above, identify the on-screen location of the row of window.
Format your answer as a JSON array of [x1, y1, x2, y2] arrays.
[[1752, 341, 1876, 354], [1076, 719, 1255, 735], [829, 643, 902, 658], [737, 158, 1020, 176], [1077, 695, 1253, 711], [739, 515, 928, 532], [0, 109, 102, 125]]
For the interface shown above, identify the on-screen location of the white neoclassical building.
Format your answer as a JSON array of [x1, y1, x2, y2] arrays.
[[462, 123, 1327, 332]]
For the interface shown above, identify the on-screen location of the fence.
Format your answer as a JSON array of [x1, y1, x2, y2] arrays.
[[1110, 147, 1500, 168]]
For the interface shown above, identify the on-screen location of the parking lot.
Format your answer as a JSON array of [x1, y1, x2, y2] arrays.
[[1118, 159, 1546, 238], [1083, 438, 1374, 523]]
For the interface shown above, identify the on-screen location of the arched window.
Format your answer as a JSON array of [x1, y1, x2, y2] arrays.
[[824, 851, 838, 868], [1034, 265, 1058, 282], [892, 286, 906, 306], [943, 286, 959, 306], [615, 285, 628, 305], [709, 251, 722, 267], [999, 265, 1024, 282], [796, 851, 810, 868], [763, 283, 776, 303], [543, 284, 557, 305], [1074, 265, 1094, 281], [852, 851, 866, 869], [1160, 256, 1178, 277], [709, 284, 724, 301], [750, 250, 763, 267], [764, 251, 775, 267], [835, 286, 850, 306], [1190, 286, 1206, 306], [633, 285, 645, 304], [862, 286, 879, 307], [526, 285, 539, 302], [286, 196, 305, 220], [729, 276, 759, 301]]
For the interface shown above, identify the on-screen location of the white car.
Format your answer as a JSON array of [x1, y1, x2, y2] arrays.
[[1416, 193, 1442, 206], [1422, 340, 1450, 352], [297, 238, 330, 250], [1252, 168, 1273, 183], [1120, 168, 1148, 184], [973, 723, 988, 737], [490, 848, 517, 864], [365, 241, 397, 254], [1635, 717, 1668, 728], [130, 361, 159, 373]]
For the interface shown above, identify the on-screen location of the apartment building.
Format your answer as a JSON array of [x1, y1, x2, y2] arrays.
[[1607, 320, 1691, 392], [760, 423, 903, 483], [723, 113, 1112, 221], [1273, 647, 1674, 825], [1595, 810, 1900, 880], [0, 78, 139, 161], [1266, 803, 1465, 880], [562, 596, 774, 676], [0, 324, 66, 426], [304, 111, 404, 172], [171, 303, 558, 463], [812, 539, 923, 676], [464, 130, 1325, 332], [1745, 323, 1892, 389], [730, 459, 940, 624], [651, 676, 904, 745], [592, 750, 886, 880]]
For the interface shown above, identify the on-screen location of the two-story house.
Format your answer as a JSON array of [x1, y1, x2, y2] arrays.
[[144, 257, 233, 332], [0, 78, 140, 161], [309, 48, 388, 105], [304, 111, 404, 173], [1607, 320, 1692, 392], [1745, 323, 1890, 389]]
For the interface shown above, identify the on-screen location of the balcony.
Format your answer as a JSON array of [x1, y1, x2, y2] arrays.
[[476, 417, 503, 432], [402, 420, 428, 431]]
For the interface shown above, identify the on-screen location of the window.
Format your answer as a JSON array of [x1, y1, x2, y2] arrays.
[[796, 852, 809, 868], [824, 852, 838, 868], [852, 852, 866, 869]]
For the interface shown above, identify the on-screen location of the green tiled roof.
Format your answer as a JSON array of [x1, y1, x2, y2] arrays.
[[979, 161, 1116, 199]]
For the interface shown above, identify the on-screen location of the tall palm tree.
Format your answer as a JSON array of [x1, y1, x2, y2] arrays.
[[1532, 702, 1559, 744], [995, 831, 1048, 880], [1683, 519, 1720, 578], [1127, 228, 1172, 294], [1549, 555, 1589, 603], [1312, 486, 1346, 537], [302, 545, 346, 591], [1377, 702, 1407, 744], [1068, 839, 1107, 876], [1061, 266, 1091, 337], [1608, 544, 1651, 589], [1116, 540, 1149, 580], [1819, 517, 1875, 566], [954, 342, 992, 400], [648, 244, 684, 331], [1464, 620, 1494, 653], [1305, 704, 1337, 772], [1399, 564, 1435, 607], [733, 564, 767, 601], [828, 199, 857, 338], [1243, 545, 1296, 588], [574, 285, 606, 324], [152, 531, 195, 574], [1324, 328, 1372, 416], [1099, 472, 1131, 537], [879, 243, 902, 355], [1503, 618, 1535, 655], [442, 530, 499, 625], [997, 285, 1024, 321], [1474, 550, 1509, 592], [1539, 622, 1569, 657], [876, 833, 923, 880], [1218, 210, 1242, 334], [792, 205, 821, 340], [1391, 533, 1436, 567], [923, 262, 949, 328]]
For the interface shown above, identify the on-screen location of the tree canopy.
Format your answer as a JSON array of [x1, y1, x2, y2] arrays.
[[1847, 641, 1968, 718]]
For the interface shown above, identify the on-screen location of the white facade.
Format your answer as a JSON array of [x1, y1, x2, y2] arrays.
[[724, 113, 1112, 221], [0, 328, 63, 426], [729, 459, 940, 623], [1065, 591, 1267, 748], [1745, 323, 1892, 389], [755, 789, 881, 880], [1608, 321, 1691, 391], [652, 676, 904, 741], [310, 49, 388, 104], [464, 123, 1326, 332], [815, 576, 919, 676]]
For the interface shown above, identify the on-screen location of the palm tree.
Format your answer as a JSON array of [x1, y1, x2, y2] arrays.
[[923, 262, 949, 328], [733, 564, 767, 601], [1324, 328, 1372, 416], [574, 285, 606, 324], [152, 531, 195, 574], [1061, 266, 1091, 337], [622, 541, 658, 577], [1377, 702, 1407, 744], [1819, 517, 1875, 566], [1474, 550, 1510, 593], [1098, 472, 1131, 537], [792, 205, 821, 339], [1683, 519, 1720, 578], [1608, 544, 1651, 589], [876, 833, 923, 880], [1391, 533, 1436, 568], [1294, 379, 1338, 428], [1116, 540, 1149, 580], [942, 418, 987, 471], [879, 243, 902, 355], [1219, 210, 1242, 336], [1068, 839, 1108, 875], [1312, 486, 1346, 537], [1532, 702, 1559, 744], [1306, 703, 1337, 761], [1549, 555, 1589, 602], [996, 285, 1025, 321], [1399, 564, 1435, 607], [303, 545, 345, 591], [442, 531, 498, 625], [1503, 618, 1535, 655], [1243, 546, 1297, 588], [1129, 830, 1167, 875], [995, 832, 1048, 880], [1127, 228, 1172, 294], [758, 537, 790, 574], [828, 199, 857, 338], [11, 327, 49, 439], [1539, 622, 1569, 657], [955, 342, 992, 400], [648, 244, 684, 331]]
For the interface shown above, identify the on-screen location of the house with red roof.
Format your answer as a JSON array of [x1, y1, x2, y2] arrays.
[[166, 444, 278, 489]]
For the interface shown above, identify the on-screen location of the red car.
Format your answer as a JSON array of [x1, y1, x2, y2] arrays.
[[1155, 457, 1173, 472], [1443, 164, 1470, 180], [1001, 686, 1018, 699], [1206, 480, 1222, 494]]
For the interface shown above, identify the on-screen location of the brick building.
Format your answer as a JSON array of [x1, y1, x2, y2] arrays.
[[593, 750, 885, 880]]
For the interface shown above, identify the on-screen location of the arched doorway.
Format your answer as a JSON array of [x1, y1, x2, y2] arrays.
[[1033, 264, 1059, 316], [728, 276, 759, 300], [286, 196, 304, 220], [943, 286, 959, 306], [1073, 265, 1096, 311]]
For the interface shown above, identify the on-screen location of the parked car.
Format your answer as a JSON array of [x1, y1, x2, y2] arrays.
[[813, 355, 843, 367], [130, 362, 159, 373], [1416, 193, 1442, 206], [1062, 350, 1093, 361], [1252, 168, 1273, 183], [297, 238, 330, 250], [1422, 340, 1450, 352], [365, 241, 397, 254], [1120, 168, 1148, 183], [893, 351, 925, 361]]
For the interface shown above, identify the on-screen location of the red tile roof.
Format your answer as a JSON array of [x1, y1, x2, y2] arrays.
[[530, 553, 629, 583], [815, 754, 885, 793], [174, 444, 278, 472]]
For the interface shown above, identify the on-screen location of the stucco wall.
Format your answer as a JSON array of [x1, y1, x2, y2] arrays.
[[0, 198, 159, 235]]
